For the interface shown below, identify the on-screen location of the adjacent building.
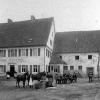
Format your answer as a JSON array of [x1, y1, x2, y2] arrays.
[[54, 31, 100, 76]]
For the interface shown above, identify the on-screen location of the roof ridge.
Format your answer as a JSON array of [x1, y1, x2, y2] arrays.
[[0, 17, 54, 24], [56, 30, 100, 34]]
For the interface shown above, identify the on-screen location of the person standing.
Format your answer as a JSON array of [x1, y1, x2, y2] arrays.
[[29, 73, 33, 88], [88, 71, 93, 83]]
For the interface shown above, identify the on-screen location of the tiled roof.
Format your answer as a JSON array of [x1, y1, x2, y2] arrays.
[[0, 17, 53, 48], [50, 54, 67, 64], [54, 30, 100, 53]]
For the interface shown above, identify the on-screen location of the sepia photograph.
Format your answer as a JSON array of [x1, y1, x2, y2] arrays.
[[0, 0, 100, 100]]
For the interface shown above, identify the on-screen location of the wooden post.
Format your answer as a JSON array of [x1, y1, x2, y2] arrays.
[[98, 56, 99, 80]]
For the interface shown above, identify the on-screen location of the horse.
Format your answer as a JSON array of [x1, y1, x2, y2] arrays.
[[28, 72, 53, 88], [16, 72, 29, 88]]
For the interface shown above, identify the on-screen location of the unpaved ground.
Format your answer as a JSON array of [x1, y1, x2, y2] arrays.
[[0, 78, 100, 100]]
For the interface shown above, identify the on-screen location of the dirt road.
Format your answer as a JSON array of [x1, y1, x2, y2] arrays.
[[0, 78, 100, 100]]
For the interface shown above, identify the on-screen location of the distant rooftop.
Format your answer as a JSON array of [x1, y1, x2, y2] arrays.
[[54, 30, 100, 53]]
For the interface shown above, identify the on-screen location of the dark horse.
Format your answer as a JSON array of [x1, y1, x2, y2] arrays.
[[27, 72, 53, 88], [26, 72, 47, 86], [16, 72, 29, 88]]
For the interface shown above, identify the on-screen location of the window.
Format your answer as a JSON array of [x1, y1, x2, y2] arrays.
[[8, 49, 17, 57], [54, 66, 60, 73], [33, 48, 37, 56], [70, 66, 74, 70], [88, 55, 92, 59], [0, 50, 6, 57], [33, 65, 38, 72], [78, 66, 82, 70], [0, 65, 6, 73], [75, 56, 79, 60], [30, 48, 39, 56], [32, 65, 40, 72], [22, 65, 28, 72], [19, 49, 28, 57], [64, 66, 68, 70]]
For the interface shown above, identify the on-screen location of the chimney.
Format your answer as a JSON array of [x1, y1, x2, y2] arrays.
[[31, 15, 35, 21], [8, 19, 13, 23]]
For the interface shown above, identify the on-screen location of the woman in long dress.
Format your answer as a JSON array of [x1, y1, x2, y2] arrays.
[[29, 74, 33, 88]]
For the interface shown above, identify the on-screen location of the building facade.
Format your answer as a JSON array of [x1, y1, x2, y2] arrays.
[[0, 17, 55, 76], [54, 31, 100, 76], [57, 53, 99, 76], [1, 17, 100, 77]]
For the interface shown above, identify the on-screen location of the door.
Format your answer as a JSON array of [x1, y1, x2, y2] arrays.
[[10, 65, 15, 77], [87, 67, 94, 76]]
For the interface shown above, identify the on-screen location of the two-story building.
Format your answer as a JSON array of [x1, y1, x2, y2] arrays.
[[54, 31, 100, 76], [0, 17, 55, 76]]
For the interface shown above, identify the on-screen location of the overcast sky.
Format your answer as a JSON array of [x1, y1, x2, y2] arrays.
[[0, 0, 100, 32]]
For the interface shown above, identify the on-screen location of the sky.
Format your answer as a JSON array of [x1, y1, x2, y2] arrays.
[[0, 0, 100, 32]]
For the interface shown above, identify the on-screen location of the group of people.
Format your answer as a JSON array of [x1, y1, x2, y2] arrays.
[[55, 72, 78, 84]]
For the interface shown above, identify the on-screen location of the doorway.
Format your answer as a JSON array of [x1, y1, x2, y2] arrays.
[[10, 65, 15, 77], [86, 67, 94, 76]]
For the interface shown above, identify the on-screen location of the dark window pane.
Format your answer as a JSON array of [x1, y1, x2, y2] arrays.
[[70, 66, 74, 70], [75, 56, 79, 60], [78, 66, 82, 70], [88, 55, 92, 59], [64, 66, 68, 70]]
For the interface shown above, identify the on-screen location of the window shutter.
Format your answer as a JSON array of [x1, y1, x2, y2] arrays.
[[38, 48, 40, 56], [18, 65, 21, 73], [30, 49, 32, 56], [30, 65, 32, 73], [26, 65, 28, 72], [38, 65, 40, 72], [4, 65, 6, 72]]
